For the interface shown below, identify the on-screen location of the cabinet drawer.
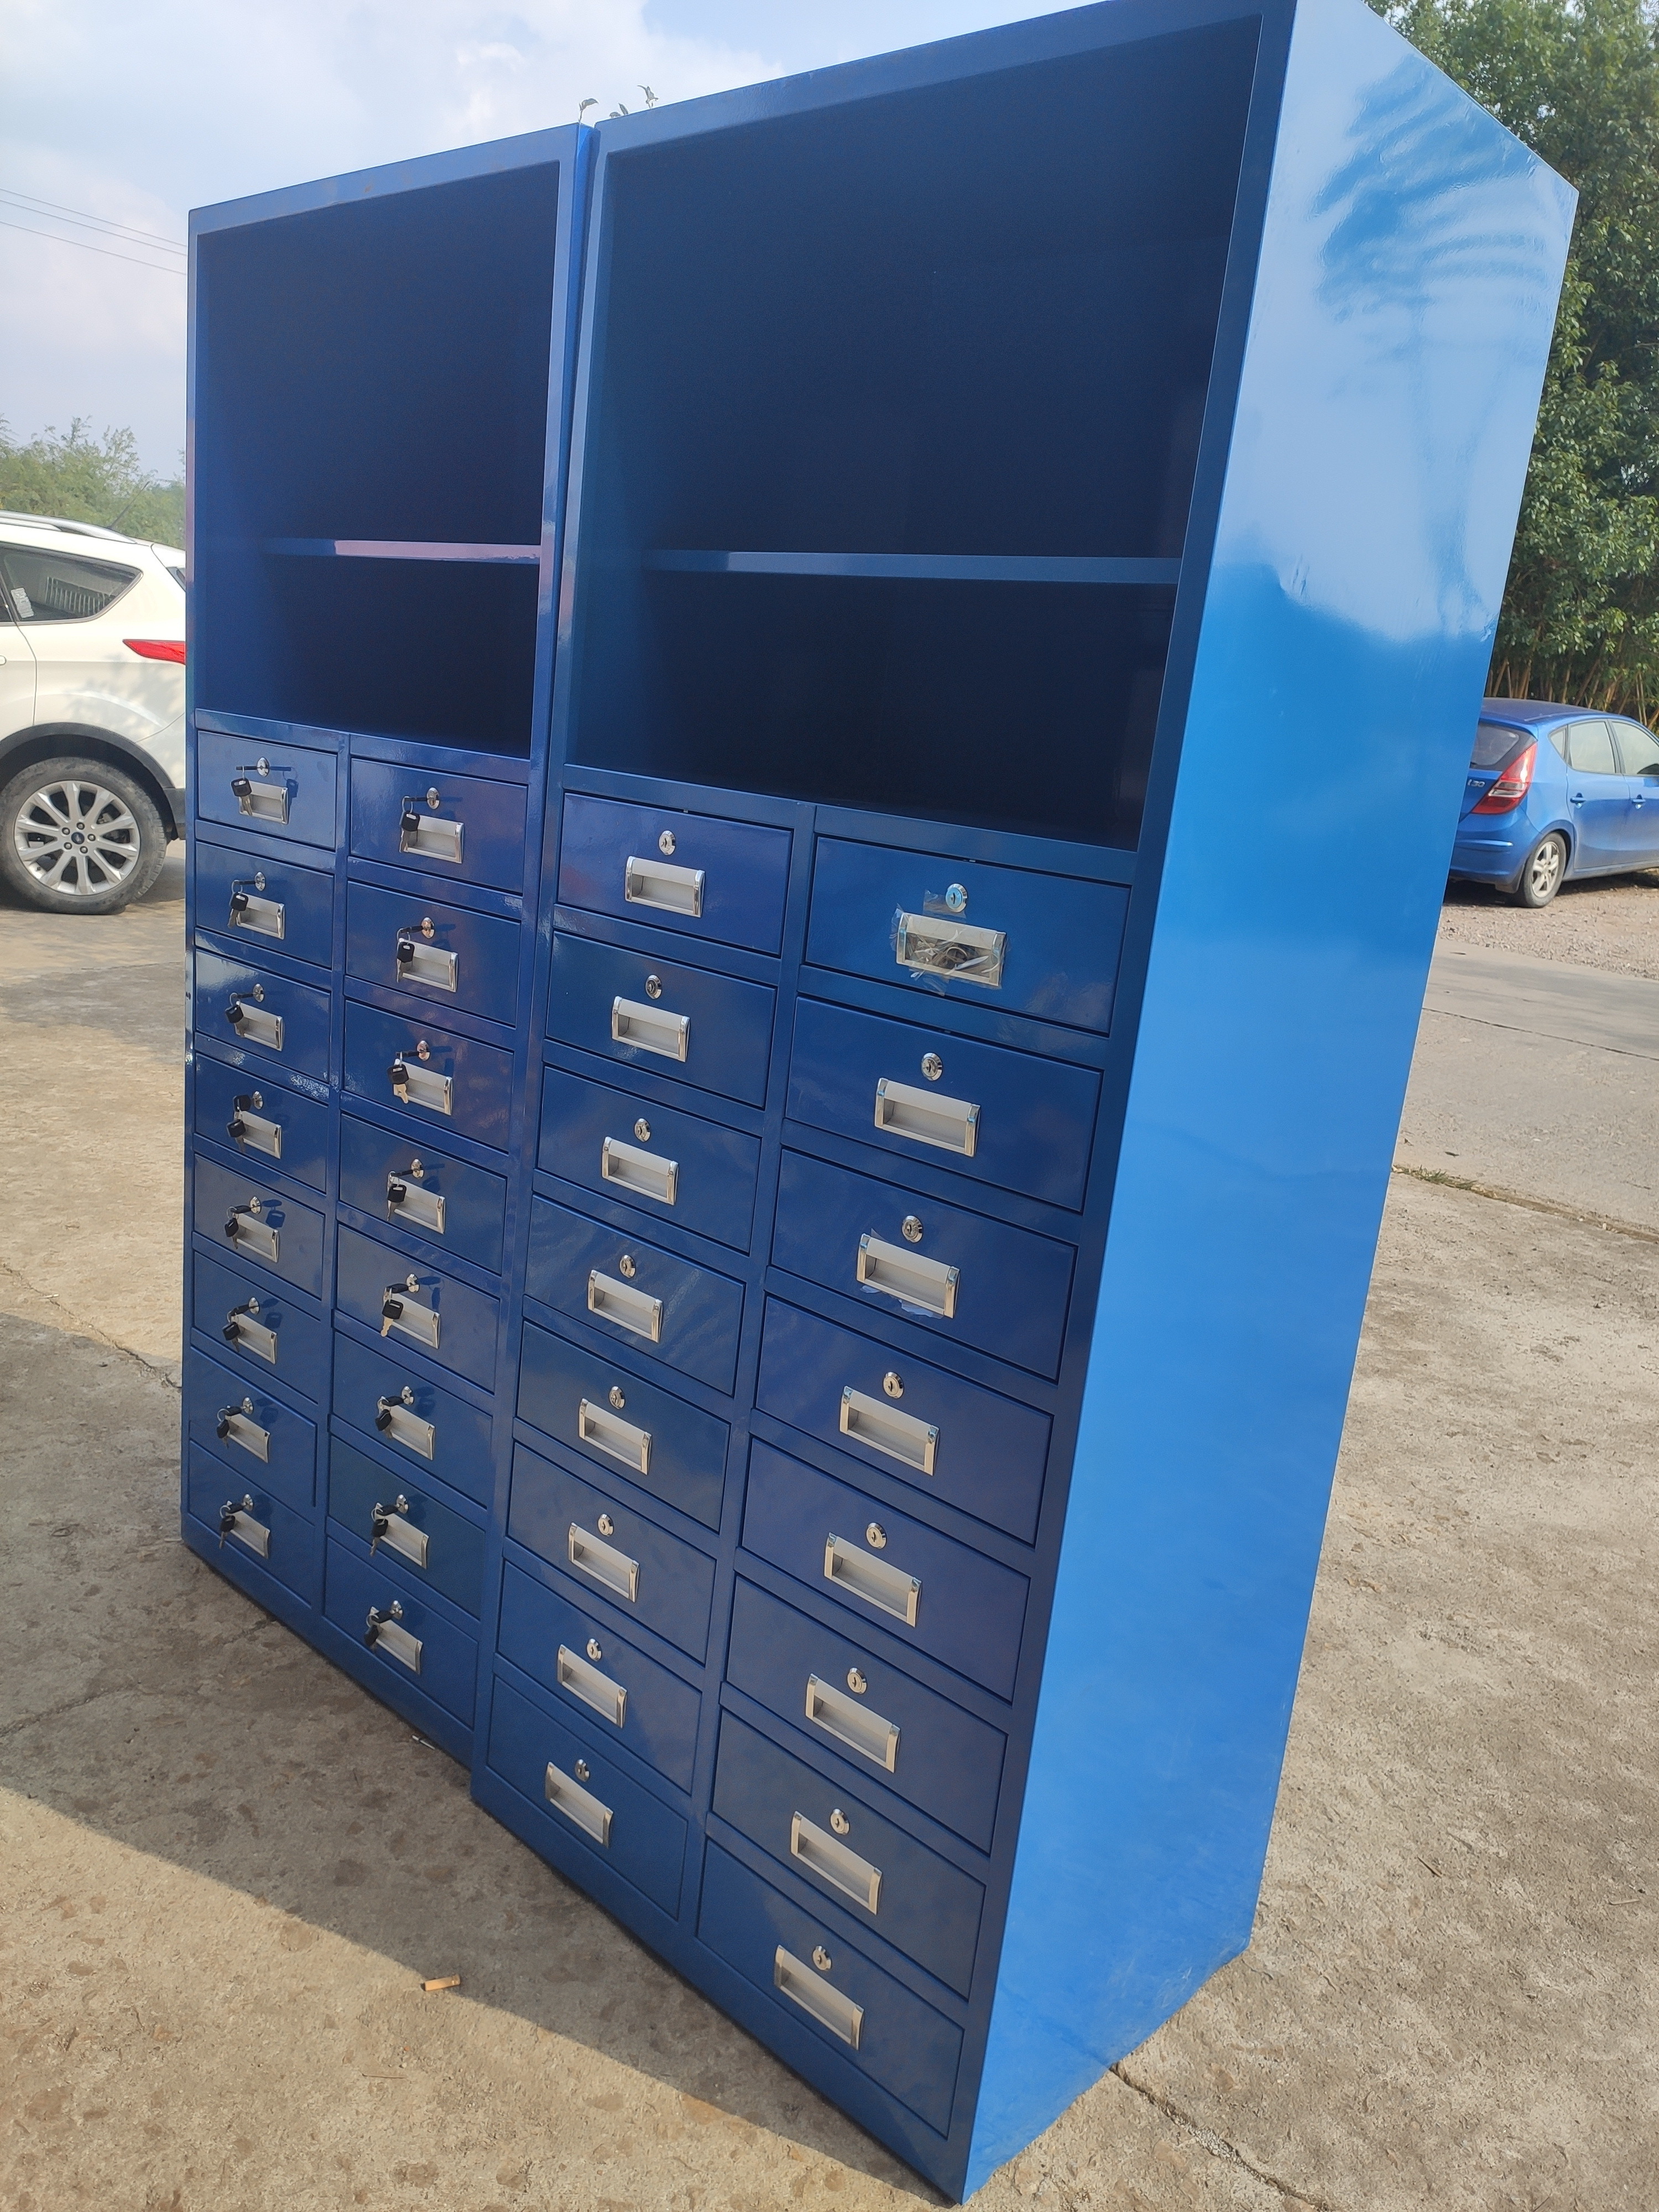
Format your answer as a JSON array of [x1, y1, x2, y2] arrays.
[[185, 1444, 318, 1605], [557, 793, 792, 955], [772, 1149, 1074, 1380], [806, 839, 1127, 1032], [787, 998, 1098, 1211], [342, 999, 514, 1151], [547, 932, 774, 1109], [331, 1331, 495, 1507], [498, 1562, 700, 1792], [350, 758, 527, 893], [334, 1224, 500, 1390], [539, 1066, 760, 1251], [726, 1580, 1004, 1853], [743, 1443, 1027, 1701], [326, 1434, 486, 1616], [323, 1540, 479, 1724], [185, 1346, 317, 1514], [488, 1676, 686, 1915], [193, 1154, 326, 1298], [194, 838, 334, 969], [191, 1250, 327, 1399], [525, 1198, 744, 1397], [346, 881, 521, 1028], [508, 1442, 715, 1661], [338, 1113, 507, 1274], [517, 1319, 728, 1532], [712, 1713, 984, 1999], [192, 946, 331, 1078], [698, 1844, 962, 2137], [755, 1301, 1048, 1546], [192, 1057, 330, 1191], [196, 729, 338, 849]]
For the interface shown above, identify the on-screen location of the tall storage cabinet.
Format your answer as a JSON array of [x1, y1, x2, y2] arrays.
[[185, 3, 1571, 2197]]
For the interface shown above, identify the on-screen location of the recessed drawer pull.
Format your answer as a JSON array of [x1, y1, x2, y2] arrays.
[[364, 1603, 421, 1672], [400, 804, 463, 865], [790, 1812, 882, 1913], [894, 911, 1006, 990], [225, 997, 283, 1050], [611, 995, 690, 1062], [222, 1201, 279, 1263], [873, 1077, 979, 1157], [624, 853, 705, 918], [215, 1402, 270, 1462], [600, 1135, 679, 1207], [567, 1521, 640, 1604], [855, 1234, 959, 1319], [395, 932, 458, 992], [221, 1302, 277, 1363], [230, 771, 290, 825], [374, 1393, 436, 1458], [370, 1500, 430, 1569], [576, 1395, 653, 1474], [825, 1532, 921, 1626], [545, 1760, 612, 1845], [586, 1269, 663, 1343], [839, 1386, 938, 1475], [556, 1644, 628, 1728], [380, 1281, 440, 1349], [805, 1673, 899, 1772], [228, 886, 285, 939], [386, 1172, 445, 1236], [217, 1496, 270, 1557], [226, 1097, 281, 1158], [388, 1057, 453, 1115], [773, 1945, 863, 2048]]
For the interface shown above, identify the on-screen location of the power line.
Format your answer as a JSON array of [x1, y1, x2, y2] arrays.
[[0, 185, 185, 252], [0, 216, 186, 275]]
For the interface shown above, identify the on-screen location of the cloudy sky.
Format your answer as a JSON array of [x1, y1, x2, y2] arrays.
[[1, 0, 1056, 477]]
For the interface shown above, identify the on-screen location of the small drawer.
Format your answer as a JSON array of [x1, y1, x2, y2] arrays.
[[196, 729, 338, 849], [772, 1149, 1074, 1381], [194, 838, 334, 969], [343, 1000, 514, 1151], [185, 1443, 318, 1604], [335, 1224, 499, 1390], [185, 1345, 317, 1514], [557, 794, 791, 955], [755, 1301, 1048, 1545], [192, 1057, 330, 1191], [524, 1198, 744, 1397], [192, 1154, 326, 1298], [547, 932, 774, 1109], [349, 758, 528, 892], [539, 1066, 761, 1252], [713, 1713, 984, 1999], [517, 1319, 729, 1532], [743, 1443, 1027, 1700], [326, 1433, 486, 1616], [698, 1844, 962, 2137], [331, 1331, 495, 1507], [508, 1442, 715, 1661], [787, 998, 1098, 1211], [338, 1113, 507, 1274], [498, 1563, 700, 1791], [806, 839, 1128, 1032], [323, 1540, 479, 1724], [726, 1580, 1004, 1852], [346, 881, 521, 1029], [192, 946, 331, 1078], [487, 1674, 686, 1914], [192, 1250, 327, 1397]]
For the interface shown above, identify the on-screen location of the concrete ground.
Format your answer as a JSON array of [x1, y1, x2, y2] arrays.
[[1, 859, 1656, 2210]]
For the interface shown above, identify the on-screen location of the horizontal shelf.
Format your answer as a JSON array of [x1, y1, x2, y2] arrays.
[[265, 538, 540, 564], [644, 549, 1182, 586]]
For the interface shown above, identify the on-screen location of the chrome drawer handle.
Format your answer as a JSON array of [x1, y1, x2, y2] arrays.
[[228, 884, 285, 939], [873, 1077, 978, 1157], [230, 769, 290, 824], [805, 1673, 899, 1771], [380, 1279, 440, 1349], [839, 1386, 938, 1475], [545, 1760, 612, 1845], [222, 1199, 279, 1263], [394, 928, 458, 993], [894, 911, 1005, 990], [386, 1170, 445, 1236], [369, 1498, 430, 1568], [611, 994, 690, 1062], [225, 997, 283, 1050], [624, 853, 705, 917], [577, 1395, 653, 1474], [215, 1402, 270, 1462], [222, 1302, 277, 1363], [587, 1269, 662, 1343], [600, 1135, 678, 1207], [374, 1392, 435, 1458], [217, 1495, 269, 1557], [400, 801, 463, 865], [226, 1095, 281, 1159], [825, 1532, 920, 1626], [364, 1603, 421, 1672], [567, 1521, 640, 1604], [556, 1644, 628, 1728], [773, 1945, 863, 2048], [388, 1056, 453, 1115], [855, 1234, 958, 1319], [790, 1811, 882, 1913]]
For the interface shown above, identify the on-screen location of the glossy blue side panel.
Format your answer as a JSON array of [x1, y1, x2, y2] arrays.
[[967, 0, 1574, 2186]]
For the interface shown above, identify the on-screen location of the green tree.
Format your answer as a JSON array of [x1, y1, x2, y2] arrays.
[[0, 418, 185, 547]]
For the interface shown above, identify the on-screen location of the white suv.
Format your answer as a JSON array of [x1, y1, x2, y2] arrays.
[[0, 512, 186, 912]]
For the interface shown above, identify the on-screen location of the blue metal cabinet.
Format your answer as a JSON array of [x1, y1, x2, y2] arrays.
[[337, 1112, 508, 1272], [192, 1056, 331, 1191], [345, 880, 522, 1028], [192, 1250, 330, 1397], [335, 1224, 500, 1390], [538, 1065, 761, 1250], [331, 1331, 496, 1507], [351, 758, 529, 893], [343, 1000, 515, 1151], [546, 931, 775, 1107], [524, 1196, 745, 1396], [196, 728, 339, 849], [192, 946, 332, 1078], [194, 839, 335, 968], [557, 792, 792, 953]]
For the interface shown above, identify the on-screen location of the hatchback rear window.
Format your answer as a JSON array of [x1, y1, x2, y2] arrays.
[[0, 544, 139, 622], [1472, 719, 1527, 769]]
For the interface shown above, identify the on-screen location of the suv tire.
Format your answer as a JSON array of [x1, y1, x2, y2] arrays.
[[0, 755, 168, 914]]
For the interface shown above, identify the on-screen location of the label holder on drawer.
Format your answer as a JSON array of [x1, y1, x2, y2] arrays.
[[894, 911, 1006, 990], [371, 1500, 430, 1570], [624, 853, 705, 918], [227, 1095, 282, 1159], [401, 801, 463, 866], [375, 1392, 436, 1458], [222, 1302, 278, 1363], [228, 883, 285, 940], [389, 1055, 453, 1116], [218, 1495, 270, 1558], [855, 1235, 959, 1319], [387, 1170, 446, 1237], [557, 1644, 628, 1727], [825, 1533, 921, 1627], [226, 997, 283, 1051], [365, 1603, 421, 1671], [587, 1269, 663, 1343], [231, 768, 292, 825], [545, 1761, 612, 1845], [611, 995, 690, 1062], [805, 1673, 900, 1772], [395, 930, 458, 993], [567, 1521, 640, 1604], [600, 1135, 679, 1207], [839, 1387, 938, 1475], [577, 1395, 653, 1474], [381, 1280, 441, 1350], [790, 1811, 883, 1913], [774, 1946, 863, 2048], [222, 1198, 279, 1264], [215, 1402, 271, 1462], [873, 1077, 978, 1157]]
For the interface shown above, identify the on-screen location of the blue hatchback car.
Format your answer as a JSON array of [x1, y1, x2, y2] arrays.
[[1451, 698, 1659, 905]]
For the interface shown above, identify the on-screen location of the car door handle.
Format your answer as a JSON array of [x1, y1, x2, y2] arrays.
[[1570, 790, 1585, 803]]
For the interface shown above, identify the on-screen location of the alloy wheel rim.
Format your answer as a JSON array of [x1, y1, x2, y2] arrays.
[[12, 778, 142, 895], [1530, 841, 1563, 898]]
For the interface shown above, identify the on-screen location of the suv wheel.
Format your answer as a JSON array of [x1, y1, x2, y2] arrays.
[[0, 756, 167, 914]]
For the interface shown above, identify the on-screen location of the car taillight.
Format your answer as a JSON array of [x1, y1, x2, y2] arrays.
[[1472, 740, 1537, 813], [123, 638, 186, 663]]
